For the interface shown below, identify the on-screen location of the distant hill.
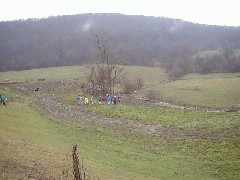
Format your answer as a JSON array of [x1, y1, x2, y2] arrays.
[[0, 13, 240, 73]]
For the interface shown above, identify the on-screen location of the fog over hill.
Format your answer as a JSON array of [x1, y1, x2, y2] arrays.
[[0, 13, 240, 74]]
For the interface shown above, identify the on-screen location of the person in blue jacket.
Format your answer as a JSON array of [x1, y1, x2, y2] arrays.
[[107, 94, 111, 105], [1, 94, 7, 106], [76, 95, 83, 105]]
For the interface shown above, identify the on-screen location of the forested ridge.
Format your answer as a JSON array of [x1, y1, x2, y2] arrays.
[[0, 13, 240, 74]]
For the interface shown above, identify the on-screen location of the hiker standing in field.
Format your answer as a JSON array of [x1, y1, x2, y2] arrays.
[[107, 94, 111, 105], [84, 97, 89, 105], [76, 95, 83, 105], [79, 96, 83, 105], [99, 95, 102, 104], [91, 96, 94, 104], [1, 94, 7, 106], [114, 95, 117, 105], [111, 95, 114, 104], [0, 94, 2, 105], [117, 94, 121, 104]]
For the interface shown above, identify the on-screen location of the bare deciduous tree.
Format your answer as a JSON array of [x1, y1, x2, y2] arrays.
[[85, 32, 126, 94]]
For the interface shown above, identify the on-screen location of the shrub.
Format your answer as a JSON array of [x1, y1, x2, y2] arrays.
[[137, 77, 144, 89], [145, 90, 158, 101], [122, 79, 137, 94], [168, 66, 184, 80]]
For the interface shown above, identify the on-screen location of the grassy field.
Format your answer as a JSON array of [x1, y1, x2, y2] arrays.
[[0, 65, 166, 84], [0, 65, 240, 179], [0, 66, 88, 82], [0, 87, 239, 179], [86, 104, 240, 129], [1, 102, 239, 179], [1, 65, 239, 108], [124, 65, 167, 86], [154, 73, 240, 108]]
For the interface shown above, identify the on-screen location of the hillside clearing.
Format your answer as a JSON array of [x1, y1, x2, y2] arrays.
[[1, 65, 239, 109], [0, 79, 239, 179]]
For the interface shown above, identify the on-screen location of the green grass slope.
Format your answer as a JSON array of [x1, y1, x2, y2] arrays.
[[157, 73, 240, 108], [0, 88, 239, 179], [0, 66, 87, 82]]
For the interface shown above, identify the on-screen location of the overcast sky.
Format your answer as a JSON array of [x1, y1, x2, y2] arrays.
[[0, 0, 239, 26]]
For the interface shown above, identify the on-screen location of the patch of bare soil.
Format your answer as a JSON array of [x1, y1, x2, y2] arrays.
[[7, 81, 237, 139]]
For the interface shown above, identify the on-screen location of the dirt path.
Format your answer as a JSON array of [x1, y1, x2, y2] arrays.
[[6, 81, 237, 139]]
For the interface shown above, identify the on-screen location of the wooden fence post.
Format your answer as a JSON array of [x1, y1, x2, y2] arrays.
[[72, 144, 82, 180]]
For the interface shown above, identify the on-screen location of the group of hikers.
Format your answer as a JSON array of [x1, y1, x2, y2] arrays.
[[76, 94, 121, 106], [0, 94, 7, 106], [76, 95, 94, 106], [100, 94, 121, 105]]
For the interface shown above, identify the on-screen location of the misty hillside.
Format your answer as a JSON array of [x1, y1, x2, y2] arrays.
[[0, 13, 240, 74]]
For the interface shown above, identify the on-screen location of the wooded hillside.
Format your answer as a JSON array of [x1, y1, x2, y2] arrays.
[[0, 13, 240, 74]]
